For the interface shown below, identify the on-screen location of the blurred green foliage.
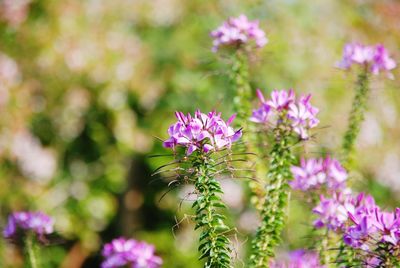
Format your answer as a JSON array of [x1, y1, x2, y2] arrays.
[[0, 0, 399, 267]]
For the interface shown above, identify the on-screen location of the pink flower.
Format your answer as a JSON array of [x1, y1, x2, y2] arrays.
[[344, 216, 374, 251], [372, 208, 400, 245], [102, 238, 162, 268], [289, 156, 347, 192], [337, 42, 396, 78], [371, 44, 397, 79], [163, 110, 242, 155], [211, 15, 268, 52], [267, 89, 295, 110], [3, 211, 54, 240], [270, 250, 325, 268], [250, 89, 319, 140], [312, 193, 354, 231]]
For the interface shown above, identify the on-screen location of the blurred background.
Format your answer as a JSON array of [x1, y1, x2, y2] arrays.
[[0, 0, 399, 267]]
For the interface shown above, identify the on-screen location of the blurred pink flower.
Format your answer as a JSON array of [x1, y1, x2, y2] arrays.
[[337, 43, 396, 79], [0, 0, 31, 28], [211, 14, 268, 52]]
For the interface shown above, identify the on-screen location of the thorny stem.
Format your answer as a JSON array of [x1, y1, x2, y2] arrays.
[[342, 70, 370, 169], [231, 49, 266, 211], [192, 155, 232, 268], [317, 229, 335, 267], [249, 131, 294, 267], [232, 49, 252, 123]]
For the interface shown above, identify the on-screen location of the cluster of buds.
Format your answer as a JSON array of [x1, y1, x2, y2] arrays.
[[3, 211, 54, 241], [290, 156, 348, 193], [101, 237, 162, 268], [163, 110, 242, 155], [210, 14, 268, 52], [250, 89, 319, 139], [337, 43, 396, 78]]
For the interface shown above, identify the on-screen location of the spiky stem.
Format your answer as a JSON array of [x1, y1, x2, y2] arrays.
[[335, 241, 359, 267], [231, 50, 266, 211], [231, 50, 252, 123], [316, 229, 337, 267], [249, 130, 294, 267], [192, 155, 232, 268], [342, 70, 370, 169], [25, 234, 39, 268]]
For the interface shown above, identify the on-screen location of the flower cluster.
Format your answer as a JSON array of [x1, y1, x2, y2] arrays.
[[290, 156, 348, 192], [343, 196, 400, 266], [270, 250, 325, 268], [101, 237, 162, 268], [210, 14, 268, 52], [312, 192, 354, 231], [250, 89, 319, 139], [337, 43, 396, 78], [311, 189, 400, 266], [3, 211, 54, 240], [163, 110, 242, 155]]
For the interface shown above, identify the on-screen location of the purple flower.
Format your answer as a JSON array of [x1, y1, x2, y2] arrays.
[[365, 257, 382, 268], [210, 14, 268, 52], [3, 211, 54, 240], [102, 237, 162, 268], [372, 208, 400, 245], [163, 110, 242, 155], [312, 193, 354, 231], [337, 42, 396, 78], [267, 89, 295, 110], [289, 156, 347, 192], [371, 44, 397, 78], [343, 216, 373, 251], [290, 157, 326, 191], [270, 250, 325, 268], [351, 192, 377, 220], [250, 89, 319, 140]]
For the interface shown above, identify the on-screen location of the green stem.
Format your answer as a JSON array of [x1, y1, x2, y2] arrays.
[[25, 234, 39, 268], [249, 132, 294, 267], [317, 229, 334, 267], [342, 70, 370, 169], [232, 50, 252, 123], [193, 156, 232, 268], [335, 240, 363, 268], [231, 50, 266, 211]]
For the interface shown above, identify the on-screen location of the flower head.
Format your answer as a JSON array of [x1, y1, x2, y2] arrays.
[[3, 211, 54, 240], [250, 89, 319, 140], [211, 14, 268, 52], [313, 193, 354, 231], [372, 208, 400, 245], [101, 237, 162, 268], [270, 250, 324, 268], [163, 110, 242, 155], [343, 216, 374, 251], [337, 43, 396, 78], [290, 156, 347, 192]]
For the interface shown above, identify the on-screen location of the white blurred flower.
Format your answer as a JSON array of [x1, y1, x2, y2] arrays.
[[358, 113, 382, 147], [0, 0, 31, 28], [238, 210, 260, 232], [0, 53, 20, 106], [220, 178, 244, 210], [12, 131, 57, 183], [377, 152, 400, 192]]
